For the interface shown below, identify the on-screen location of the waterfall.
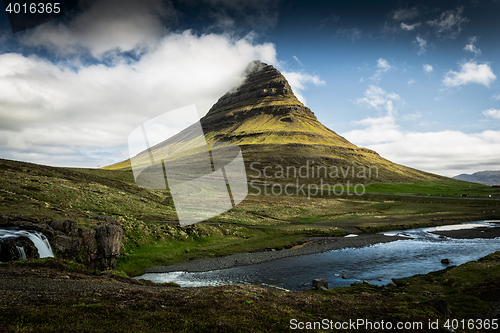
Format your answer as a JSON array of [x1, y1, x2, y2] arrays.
[[0, 228, 54, 259], [16, 246, 27, 260]]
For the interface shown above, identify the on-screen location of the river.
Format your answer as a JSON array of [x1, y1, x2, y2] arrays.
[[136, 220, 500, 291]]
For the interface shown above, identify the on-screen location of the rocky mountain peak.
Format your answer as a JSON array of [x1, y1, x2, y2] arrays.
[[202, 61, 316, 127]]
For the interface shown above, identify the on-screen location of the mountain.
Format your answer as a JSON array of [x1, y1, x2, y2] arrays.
[[454, 171, 500, 186], [106, 61, 445, 184]]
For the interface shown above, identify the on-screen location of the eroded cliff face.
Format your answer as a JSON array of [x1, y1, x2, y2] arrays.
[[0, 216, 123, 271]]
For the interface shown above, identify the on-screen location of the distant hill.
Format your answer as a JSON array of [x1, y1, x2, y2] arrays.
[[453, 171, 500, 186], [106, 61, 447, 184]]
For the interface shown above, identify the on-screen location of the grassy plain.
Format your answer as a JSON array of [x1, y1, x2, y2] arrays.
[[1, 157, 499, 276]]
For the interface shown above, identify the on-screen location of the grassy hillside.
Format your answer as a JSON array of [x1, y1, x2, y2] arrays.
[[2, 158, 499, 276]]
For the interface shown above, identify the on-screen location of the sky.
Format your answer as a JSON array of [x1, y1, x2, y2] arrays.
[[0, 0, 499, 177]]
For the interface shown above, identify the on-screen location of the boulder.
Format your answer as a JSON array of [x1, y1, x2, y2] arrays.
[[441, 258, 450, 264], [312, 278, 328, 290]]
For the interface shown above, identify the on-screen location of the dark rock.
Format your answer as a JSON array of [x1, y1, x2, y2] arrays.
[[312, 278, 328, 290], [95, 224, 123, 270], [441, 258, 450, 264], [1, 218, 123, 271], [381, 281, 398, 291], [53, 235, 82, 258], [0, 236, 39, 262], [363, 280, 370, 284], [51, 220, 78, 237], [53, 224, 122, 271], [342, 275, 347, 279], [425, 299, 452, 318], [78, 228, 98, 263]]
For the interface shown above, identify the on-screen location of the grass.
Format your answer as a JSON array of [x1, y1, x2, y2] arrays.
[[117, 218, 345, 276], [1, 157, 499, 276], [392, 251, 500, 318], [1, 157, 499, 332], [364, 179, 499, 198]]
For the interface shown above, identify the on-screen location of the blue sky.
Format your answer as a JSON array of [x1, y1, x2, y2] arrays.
[[0, 0, 499, 177]]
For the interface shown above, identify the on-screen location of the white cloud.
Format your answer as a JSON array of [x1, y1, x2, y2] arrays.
[[492, 93, 500, 100], [401, 22, 421, 31], [1, 0, 330, 168], [371, 58, 393, 81], [464, 36, 481, 55], [348, 87, 402, 145], [343, 112, 500, 176], [293, 55, 304, 67], [391, 7, 419, 21], [427, 7, 469, 39], [352, 130, 500, 177], [0, 31, 291, 167], [21, 0, 173, 58], [407, 79, 416, 85], [355, 85, 400, 114], [377, 58, 391, 71], [483, 109, 500, 119], [423, 64, 433, 73], [345, 84, 500, 176], [443, 61, 496, 87], [413, 34, 427, 55], [281, 71, 325, 105]]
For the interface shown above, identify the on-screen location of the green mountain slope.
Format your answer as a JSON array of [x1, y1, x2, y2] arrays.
[[106, 61, 446, 184]]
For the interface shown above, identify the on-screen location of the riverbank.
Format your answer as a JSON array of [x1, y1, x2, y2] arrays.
[[145, 221, 500, 274], [1, 252, 499, 332], [146, 233, 407, 273], [430, 221, 500, 239]]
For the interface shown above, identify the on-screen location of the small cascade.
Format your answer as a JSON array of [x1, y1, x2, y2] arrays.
[[0, 228, 54, 260], [16, 246, 27, 260]]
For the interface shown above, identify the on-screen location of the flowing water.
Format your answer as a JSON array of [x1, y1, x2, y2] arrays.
[[0, 228, 54, 261], [137, 221, 500, 291]]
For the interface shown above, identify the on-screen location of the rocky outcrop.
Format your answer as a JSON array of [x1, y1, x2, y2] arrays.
[[0, 217, 123, 270], [0, 236, 39, 262], [50, 219, 123, 271], [312, 278, 329, 291]]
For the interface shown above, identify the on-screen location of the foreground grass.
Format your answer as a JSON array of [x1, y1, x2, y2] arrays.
[[1, 253, 499, 332]]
